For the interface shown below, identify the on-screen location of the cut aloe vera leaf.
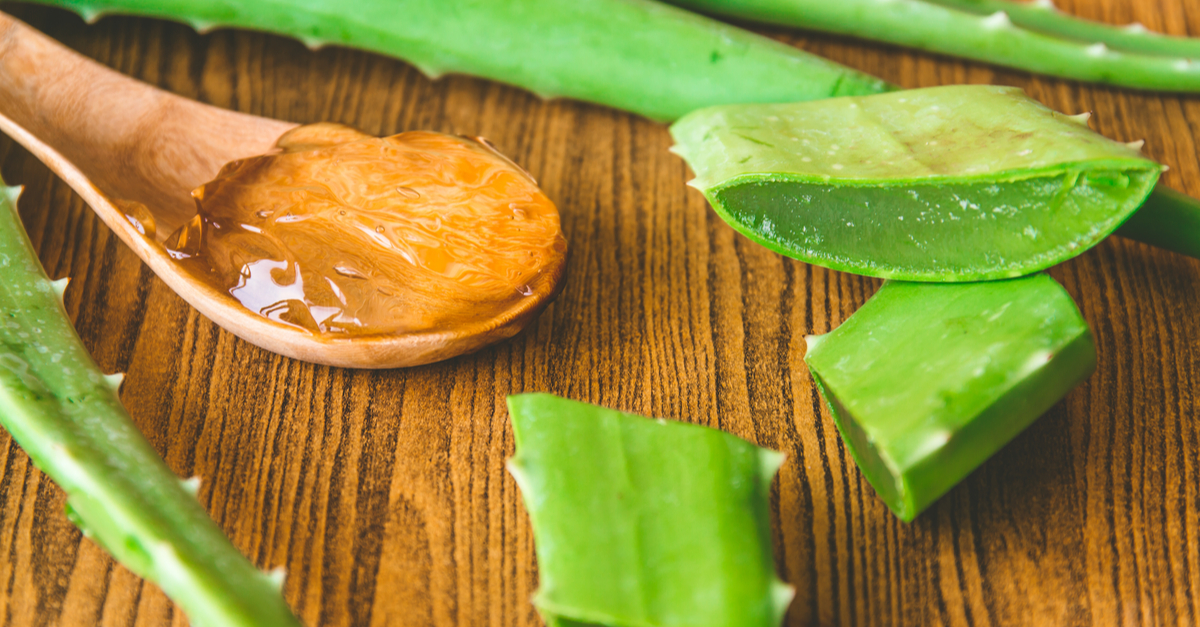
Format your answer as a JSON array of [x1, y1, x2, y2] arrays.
[[0, 182, 300, 626], [507, 393, 793, 627], [670, 84, 1162, 281], [804, 275, 1096, 522]]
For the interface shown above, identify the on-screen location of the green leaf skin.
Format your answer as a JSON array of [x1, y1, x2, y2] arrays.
[[804, 275, 1096, 522], [20, 0, 888, 123], [0, 182, 301, 627], [670, 85, 1162, 281], [669, 0, 1200, 93], [1115, 185, 1200, 260], [507, 393, 793, 627], [925, 0, 1200, 59]]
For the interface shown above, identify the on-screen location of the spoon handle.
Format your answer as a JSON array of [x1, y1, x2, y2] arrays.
[[0, 11, 293, 230]]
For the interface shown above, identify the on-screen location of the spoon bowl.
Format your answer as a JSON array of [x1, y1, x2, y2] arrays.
[[0, 11, 566, 368]]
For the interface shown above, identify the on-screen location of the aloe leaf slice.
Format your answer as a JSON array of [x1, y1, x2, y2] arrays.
[[670, 85, 1162, 281], [804, 275, 1096, 522], [507, 393, 793, 627], [0, 181, 301, 626]]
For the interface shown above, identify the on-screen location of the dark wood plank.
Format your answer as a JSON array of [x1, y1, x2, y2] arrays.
[[0, 1, 1197, 625]]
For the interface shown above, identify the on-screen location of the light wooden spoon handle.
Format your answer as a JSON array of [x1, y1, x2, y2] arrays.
[[0, 11, 293, 234]]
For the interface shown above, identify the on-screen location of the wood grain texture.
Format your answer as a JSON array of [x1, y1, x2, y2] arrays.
[[0, 1, 1197, 625]]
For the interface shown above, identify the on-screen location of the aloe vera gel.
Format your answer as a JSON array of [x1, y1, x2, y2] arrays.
[[671, 85, 1161, 281], [804, 276, 1096, 521], [507, 394, 793, 627]]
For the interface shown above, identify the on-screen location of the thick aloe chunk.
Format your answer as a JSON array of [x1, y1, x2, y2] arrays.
[[0, 181, 300, 626], [671, 85, 1162, 281], [507, 393, 793, 627], [804, 275, 1096, 522]]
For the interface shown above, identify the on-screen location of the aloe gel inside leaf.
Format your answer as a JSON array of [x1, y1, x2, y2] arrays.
[[804, 276, 1096, 521], [507, 393, 793, 627], [671, 85, 1162, 281], [716, 168, 1157, 279]]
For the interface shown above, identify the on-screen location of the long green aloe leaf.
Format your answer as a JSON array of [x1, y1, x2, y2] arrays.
[[670, 0, 1200, 93], [507, 393, 793, 627], [18, 0, 888, 122], [0, 180, 301, 626], [805, 275, 1096, 521], [1114, 184, 1200, 260], [670, 85, 1162, 281], [925, 0, 1200, 58]]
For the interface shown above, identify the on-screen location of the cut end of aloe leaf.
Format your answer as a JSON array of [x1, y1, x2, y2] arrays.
[[804, 276, 1096, 521], [507, 393, 790, 627], [670, 85, 1160, 281]]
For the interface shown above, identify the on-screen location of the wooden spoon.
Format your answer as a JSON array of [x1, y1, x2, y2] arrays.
[[0, 12, 566, 369]]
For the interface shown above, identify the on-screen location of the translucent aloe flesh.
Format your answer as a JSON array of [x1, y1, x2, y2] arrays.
[[507, 393, 793, 627], [670, 85, 1162, 281], [24, 0, 889, 122], [804, 275, 1096, 522], [670, 0, 1200, 93], [0, 181, 300, 627]]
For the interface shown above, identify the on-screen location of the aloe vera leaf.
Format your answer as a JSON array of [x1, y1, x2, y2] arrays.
[[804, 275, 1096, 522], [1115, 185, 1200, 260], [507, 393, 793, 627], [669, 84, 1162, 281], [19, 0, 888, 123], [0, 181, 301, 626], [669, 0, 1200, 93], [925, 0, 1200, 58]]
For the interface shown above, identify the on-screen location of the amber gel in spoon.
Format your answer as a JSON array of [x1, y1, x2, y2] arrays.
[[161, 123, 567, 337]]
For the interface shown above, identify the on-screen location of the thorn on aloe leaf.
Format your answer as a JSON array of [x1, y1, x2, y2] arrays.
[[1126, 139, 1146, 151], [50, 277, 69, 299], [411, 63, 445, 80], [79, 8, 104, 24], [192, 20, 216, 35], [1067, 112, 1092, 126], [102, 372, 125, 393], [180, 476, 201, 496], [1032, 0, 1056, 9], [267, 566, 287, 591], [982, 11, 1012, 30], [1125, 22, 1149, 33], [1086, 43, 1111, 57], [3, 186, 21, 206]]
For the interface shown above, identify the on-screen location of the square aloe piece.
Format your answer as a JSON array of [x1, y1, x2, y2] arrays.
[[804, 275, 1096, 522], [507, 393, 793, 627]]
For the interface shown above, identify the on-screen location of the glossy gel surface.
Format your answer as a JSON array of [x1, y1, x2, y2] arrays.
[[165, 124, 567, 336], [804, 276, 1096, 521], [670, 85, 1161, 281]]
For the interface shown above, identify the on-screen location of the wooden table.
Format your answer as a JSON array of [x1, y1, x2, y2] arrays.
[[0, 2, 1196, 625]]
